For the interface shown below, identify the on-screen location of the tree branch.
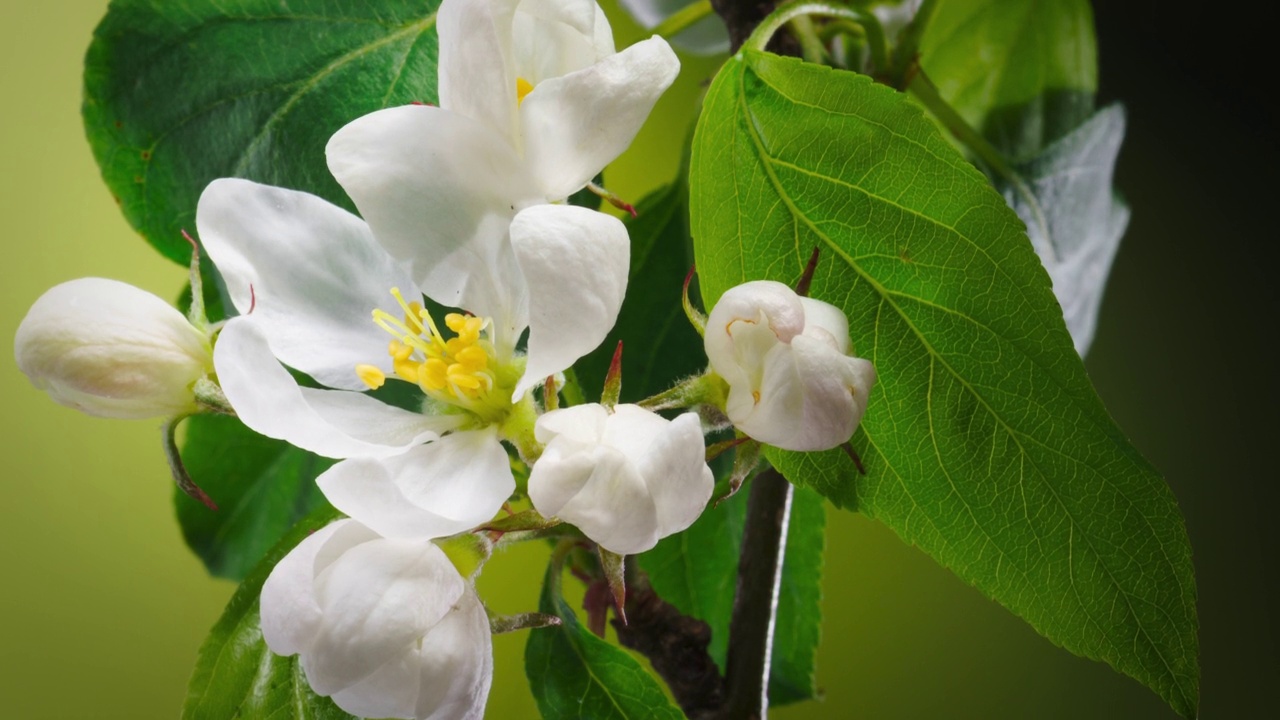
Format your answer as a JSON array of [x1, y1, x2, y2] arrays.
[[718, 467, 794, 719], [710, 0, 799, 55], [612, 584, 725, 718]]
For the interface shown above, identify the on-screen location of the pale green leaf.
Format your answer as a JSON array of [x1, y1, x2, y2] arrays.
[[689, 51, 1197, 717], [999, 104, 1130, 355]]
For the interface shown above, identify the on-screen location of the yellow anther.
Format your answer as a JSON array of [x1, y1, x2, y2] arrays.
[[356, 364, 387, 390], [448, 368, 483, 390], [393, 357, 422, 383], [455, 345, 488, 370], [422, 358, 449, 391], [389, 340, 414, 362], [516, 77, 534, 105], [752, 390, 761, 404]]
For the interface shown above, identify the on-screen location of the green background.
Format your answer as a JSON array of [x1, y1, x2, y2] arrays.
[[0, 2, 1272, 718]]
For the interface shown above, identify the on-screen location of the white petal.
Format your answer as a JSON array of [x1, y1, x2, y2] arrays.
[[533, 402, 609, 446], [512, 0, 614, 85], [303, 538, 466, 695], [196, 178, 416, 392], [633, 411, 713, 537], [438, 0, 520, 142], [532, 444, 660, 555], [328, 644, 422, 720], [601, 403, 670, 461], [745, 336, 875, 452], [214, 318, 458, 458], [327, 105, 543, 350], [14, 278, 211, 419], [705, 280, 805, 387], [510, 205, 630, 401], [519, 36, 679, 200], [798, 296, 852, 354], [259, 519, 379, 658], [318, 428, 515, 539], [412, 588, 493, 720]]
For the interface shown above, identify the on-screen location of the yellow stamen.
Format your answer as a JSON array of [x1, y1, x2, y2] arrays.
[[356, 364, 387, 390], [358, 289, 501, 405], [516, 77, 535, 105]]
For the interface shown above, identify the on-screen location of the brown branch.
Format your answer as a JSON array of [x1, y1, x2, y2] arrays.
[[710, 0, 800, 56], [612, 584, 725, 719]]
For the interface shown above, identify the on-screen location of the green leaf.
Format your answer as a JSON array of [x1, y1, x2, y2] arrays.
[[998, 104, 1130, 355], [689, 51, 1198, 717], [84, 0, 442, 263], [176, 413, 336, 581], [919, 0, 1097, 159], [575, 179, 704, 402], [638, 485, 826, 705], [183, 504, 353, 720], [525, 560, 685, 720]]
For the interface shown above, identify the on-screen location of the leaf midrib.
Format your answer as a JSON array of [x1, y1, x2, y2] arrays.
[[730, 57, 1192, 707]]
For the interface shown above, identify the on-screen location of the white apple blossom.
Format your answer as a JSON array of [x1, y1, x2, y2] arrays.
[[260, 518, 492, 720], [326, 0, 679, 351], [527, 403, 713, 555], [14, 278, 213, 420], [705, 281, 876, 452], [197, 177, 629, 539]]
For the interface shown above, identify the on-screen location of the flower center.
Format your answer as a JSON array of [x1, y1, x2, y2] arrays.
[[356, 288, 504, 413], [516, 77, 534, 106]]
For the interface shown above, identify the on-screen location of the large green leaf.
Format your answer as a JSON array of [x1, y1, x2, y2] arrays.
[[919, 0, 1096, 159], [639, 484, 826, 705], [176, 413, 336, 581], [575, 178, 704, 402], [525, 562, 684, 720], [183, 504, 353, 720], [689, 51, 1198, 717], [84, 0, 442, 263]]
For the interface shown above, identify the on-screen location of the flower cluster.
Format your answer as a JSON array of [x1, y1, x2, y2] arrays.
[[13, 1, 879, 717]]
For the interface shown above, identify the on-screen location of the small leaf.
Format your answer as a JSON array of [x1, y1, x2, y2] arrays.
[[83, 0, 443, 263], [183, 505, 352, 720], [525, 561, 684, 720], [919, 0, 1097, 159], [598, 547, 628, 625], [176, 414, 335, 580], [638, 484, 827, 705], [575, 178, 704, 402], [689, 51, 1198, 716], [999, 105, 1130, 355]]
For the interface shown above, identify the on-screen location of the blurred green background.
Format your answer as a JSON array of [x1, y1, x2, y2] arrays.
[[1, 1, 1273, 718]]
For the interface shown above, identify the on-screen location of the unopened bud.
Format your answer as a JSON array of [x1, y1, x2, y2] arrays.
[[14, 278, 214, 420]]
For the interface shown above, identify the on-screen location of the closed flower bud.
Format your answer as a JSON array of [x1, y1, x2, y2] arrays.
[[14, 278, 213, 420], [260, 519, 492, 720], [705, 280, 876, 452], [527, 403, 713, 555]]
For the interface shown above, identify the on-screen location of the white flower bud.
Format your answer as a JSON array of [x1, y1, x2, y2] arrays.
[[13, 278, 213, 420], [705, 280, 876, 452], [260, 519, 492, 720], [528, 404, 713, 555]]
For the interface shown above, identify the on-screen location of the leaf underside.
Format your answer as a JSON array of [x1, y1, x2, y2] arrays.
[[690, 50, 1198, 717]]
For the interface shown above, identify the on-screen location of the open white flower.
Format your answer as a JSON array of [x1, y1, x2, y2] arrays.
[[705, 281, 876, 452], [528, 404, 713, 555], [197, 178, 629, 538], [14, 278, 213, 420], [261, 518, 492, 720], [327, 0, 679, 351]]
